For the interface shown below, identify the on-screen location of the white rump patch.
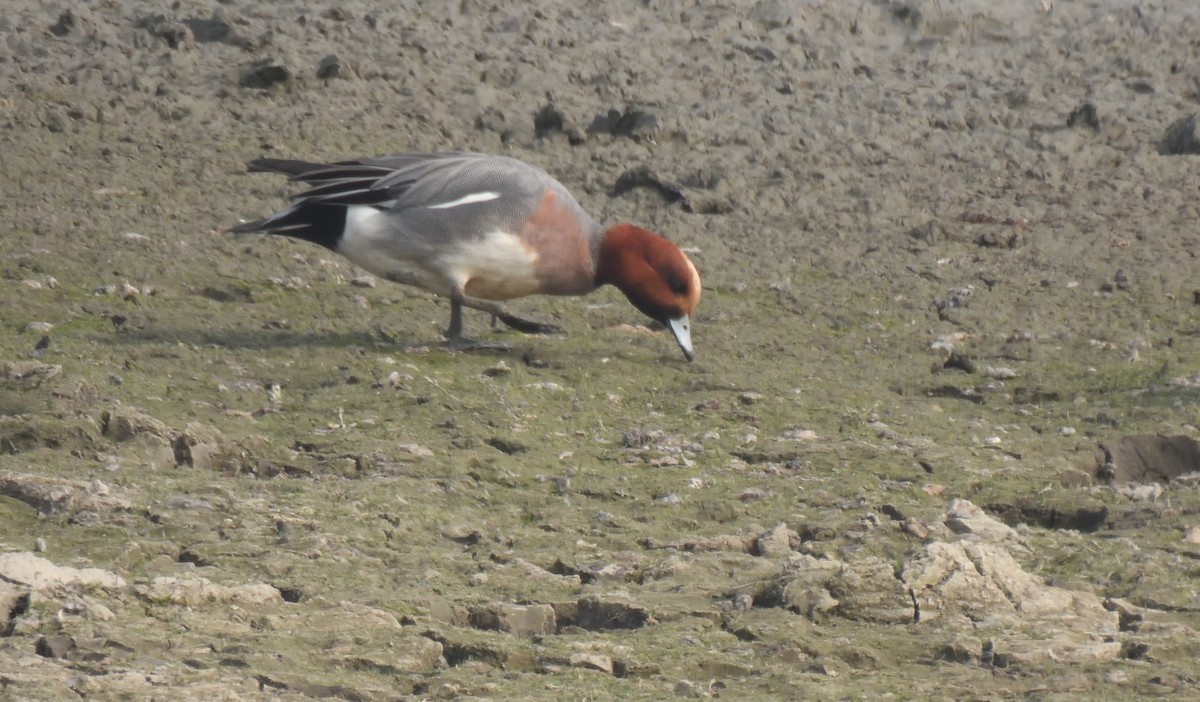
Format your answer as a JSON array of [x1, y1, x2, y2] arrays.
[[427, 191, 501, 210], [343, 205, 382, 240]]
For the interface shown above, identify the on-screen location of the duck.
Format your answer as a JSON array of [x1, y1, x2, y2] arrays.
[[230, 152, 701, 359]]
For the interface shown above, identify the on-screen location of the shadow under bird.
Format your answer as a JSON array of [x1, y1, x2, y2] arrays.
[[229, 152, 701, 360]]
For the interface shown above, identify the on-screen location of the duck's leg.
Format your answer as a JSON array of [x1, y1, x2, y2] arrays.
[[460, 297, 564, 335], [443, 292, 511, 352]]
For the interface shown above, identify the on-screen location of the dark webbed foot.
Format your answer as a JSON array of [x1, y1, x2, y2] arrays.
[[444, 296, 513, 353], [445, 336, 512, 353], [460, 298, 563, 335]]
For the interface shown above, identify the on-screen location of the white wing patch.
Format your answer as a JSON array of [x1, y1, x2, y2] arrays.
[[427, 191, 501, 210]]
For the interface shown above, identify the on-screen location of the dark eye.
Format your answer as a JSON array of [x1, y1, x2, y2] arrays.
[[668, 276, 687, 295]]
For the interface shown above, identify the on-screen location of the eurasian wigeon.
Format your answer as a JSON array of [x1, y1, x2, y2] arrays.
[[231, 152, 701, 359]]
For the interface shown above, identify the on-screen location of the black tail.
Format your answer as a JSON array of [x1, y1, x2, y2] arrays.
[[246, 158, 328, 177], [229, 201, 348, 251]]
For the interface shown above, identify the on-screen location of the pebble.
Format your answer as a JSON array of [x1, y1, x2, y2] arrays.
[[1184, 526, 1200, 544], [350, 275, 376, 288], [656, 493, 682, 505], [26, 322, 54, 332], [1058, 426, 1076, 436]]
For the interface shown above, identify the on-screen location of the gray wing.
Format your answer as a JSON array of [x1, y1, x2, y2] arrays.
[[247, 152, 581, 246]]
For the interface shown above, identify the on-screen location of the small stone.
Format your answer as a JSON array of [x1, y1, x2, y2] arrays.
[[316, 54, 347, 80], [1058, 426, 1077, 436], [483, 361, 511, 377], [739, 391, 763, 405], [22, 279, 42, 289], [119, 281, 140, 300], [350, 275, 376, 288], [1184, 526, 1200, 544], [656, 493, 682, 505], [25, 322, 53, 333], [1163, 112, 1200, 155]]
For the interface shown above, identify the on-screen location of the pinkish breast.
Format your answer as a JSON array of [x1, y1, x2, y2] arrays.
[[520, 188, 597, 296]]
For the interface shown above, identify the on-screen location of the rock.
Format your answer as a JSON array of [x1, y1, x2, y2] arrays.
[[182, 13, 236, 44], [425, 597, 469, 626], [904, 541, 1119, 663], [135, 576, 281, 606], [943, 498, 1017, 542], [571, 597, 651, 631], [587, 107, 658, 138], [316, 54, 347, 80], [36, 634, 76, 659], [101, 407, 176, 443], [135, 14, 192, 50], [1, 361, 62, 390], [1066, 102, 1100, 131], [753, 523, 794, 557], [240, 58, 292, 89], [0, 471, 132, 516], [173, 422, 228, 470], [749, 0, 793, 30], [779, 555, 844, 618], [1185, 526, 1200, 544], [828, 557, 913, 624], [1092, 435, 1200, 483], [1162, 112, 1200, 155], [533, 103, 568, 137], [467, 603, 556, 637], [0, 552, 126, 590], [569, 651, 613, 674], [1, 580, 31, 632]]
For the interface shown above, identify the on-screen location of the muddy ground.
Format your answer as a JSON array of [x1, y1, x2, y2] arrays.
[[3, 0, 1200, 699]]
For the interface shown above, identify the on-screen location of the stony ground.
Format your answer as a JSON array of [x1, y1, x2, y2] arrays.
[[4, 0, 1200, 699]]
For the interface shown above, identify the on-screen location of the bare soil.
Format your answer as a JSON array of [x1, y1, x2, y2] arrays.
[[4, 1, 1200, 699]]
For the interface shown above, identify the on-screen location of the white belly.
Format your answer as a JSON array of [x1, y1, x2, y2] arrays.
[[339, 208, 538, 301]]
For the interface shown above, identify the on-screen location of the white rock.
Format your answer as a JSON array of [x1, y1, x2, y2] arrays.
[[0, 552, 125, 590]]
